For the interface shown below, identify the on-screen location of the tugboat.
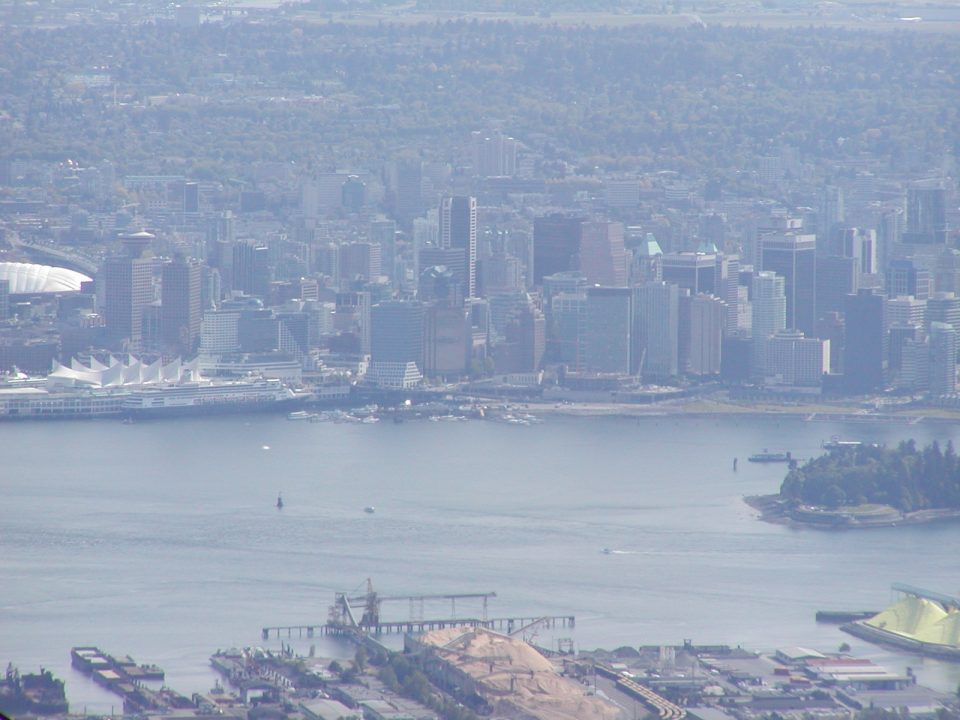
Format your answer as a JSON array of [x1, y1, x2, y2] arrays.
[[276, 493, 284, 510]]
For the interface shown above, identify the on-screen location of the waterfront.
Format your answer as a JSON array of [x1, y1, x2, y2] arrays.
[[2, 413, 960, 713]]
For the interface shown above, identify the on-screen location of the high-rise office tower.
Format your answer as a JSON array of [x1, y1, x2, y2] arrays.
[[203, 266, 222, 309], [841, 228, 877, 277], [341, 175, 366, 213], [479, 254, 522, 295], [418, 246, 467, 300], [699, 213, 726, 250], [759, 232, 816, 335], [183, 182, 200, 214], [103, 254, 153, 351], [679, 292, 724, 376], [901, 338, 930, 391], [504, 302, 546, 373], [533, 215, 583, 285], [392, 159, 423, 225], [550, 292, 587, 370], [632, 282, 680, 379], [886, 259, 931, 300], [843, 289, 886, 394], [277, 311, 310, 358], [765, 330, 830, 387], [927, 292, 960, 356], [335, 291, 371, 354], [487, 290, 530, 343], [237, 308, 280, 353], [371, 301, 425, 370], [605, 178, 641, 209], [365, 300, 425, 389], [370, 219, 397, 283], [751, 271, 786, 380], [0, 278, 8, 320], [232, 241, 270, 298], [584, 286, 632, 374], [579, 221, 628, 287], [542, 271, 587, 361], [816, 311, 845, 375], [661, 252, 717, 295], [424, 303, 470, 379], [471, 130, 517, 178], [926, 292, 960, 328], [903, 184, 947, 245], [935, 249, 960, 295], [542, 272, 588, 310], [631, 234, 663, 285], [888, 323, 921, 379], [886, 295, 926, 332], [929, 322, 957, 396], [716, 254, 740, 336], [439, 196, 477, 298], [206, 212, 235, 262], [339, 242, 382, 284], [418, 265, 463, 307], [161, 257, 202, 356], [819, 185, 845, 237], [200, 308, 241, 357], [815, 256, 858, 317]]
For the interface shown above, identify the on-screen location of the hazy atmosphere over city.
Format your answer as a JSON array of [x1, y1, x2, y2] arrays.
[[2, 2, 960, 720]]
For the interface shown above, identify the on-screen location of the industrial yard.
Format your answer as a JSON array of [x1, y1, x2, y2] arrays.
[[6, 583, 960, 720]]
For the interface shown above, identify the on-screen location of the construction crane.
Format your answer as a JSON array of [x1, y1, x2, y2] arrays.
[[330, 579, 497, 629]]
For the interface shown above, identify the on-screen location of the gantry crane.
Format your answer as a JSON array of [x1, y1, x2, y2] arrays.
[[329, 579, 497, 630]]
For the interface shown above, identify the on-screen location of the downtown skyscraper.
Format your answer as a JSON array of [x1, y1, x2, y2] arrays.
[[439, 196, 477, 298]]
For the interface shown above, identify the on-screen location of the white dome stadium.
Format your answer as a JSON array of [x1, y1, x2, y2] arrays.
[[0, 262, 92, 294]]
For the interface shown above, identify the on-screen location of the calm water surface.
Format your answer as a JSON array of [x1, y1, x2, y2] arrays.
[[2, 413, 959, 712]]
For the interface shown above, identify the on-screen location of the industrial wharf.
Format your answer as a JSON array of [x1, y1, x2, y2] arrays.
[[263, 580, 575, 642], [262, 614, 575, 639]]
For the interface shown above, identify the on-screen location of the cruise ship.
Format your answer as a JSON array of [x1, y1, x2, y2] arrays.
[[121, 378, 306, 418]]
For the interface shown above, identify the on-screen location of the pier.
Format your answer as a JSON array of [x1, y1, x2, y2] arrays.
[[263, 580, 574, 640], [261, 615, 575, 640], [815, 610, 877, 624]]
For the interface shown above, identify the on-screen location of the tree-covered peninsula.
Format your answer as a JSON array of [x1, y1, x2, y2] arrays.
[[747, 440, 960, 528], [781, 441, 960, 513]]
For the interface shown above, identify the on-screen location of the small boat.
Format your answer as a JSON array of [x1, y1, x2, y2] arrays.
[[747, 450, 792, 463], [287, 410, 315, 421], [364, 506, 376, 514], [276, 493, 284, 510], [822, 436, 877, 451], [601, 548, 613, 555]]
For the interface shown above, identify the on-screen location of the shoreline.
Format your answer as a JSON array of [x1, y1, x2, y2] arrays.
[[523, 398, 960, 425], [744, 494, 960, 530], [7, 384, 960, 425]]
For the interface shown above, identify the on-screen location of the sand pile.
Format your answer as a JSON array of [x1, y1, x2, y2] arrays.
[[420, 627, 618, 720]]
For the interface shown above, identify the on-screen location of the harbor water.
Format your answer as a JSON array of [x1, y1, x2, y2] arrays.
[[2, 412, 959, 712]]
